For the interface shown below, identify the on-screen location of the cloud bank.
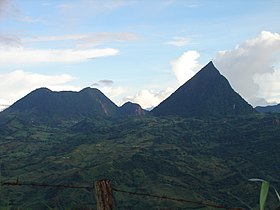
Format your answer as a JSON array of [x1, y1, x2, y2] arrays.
[[172, 50, 203, 85], [0, 47, 118, 64], [0, 70, 81, 110], [23, 32, 138, 49], [214, 31, 280, 106], [169, 31, 280, 107], [123, 88, 174, 110], [0, 31, 139, 65]]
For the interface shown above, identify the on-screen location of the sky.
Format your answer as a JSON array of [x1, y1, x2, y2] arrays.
[[0, 0, 280, 110]]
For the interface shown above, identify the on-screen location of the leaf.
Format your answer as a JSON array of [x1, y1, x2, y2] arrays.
[[260, 180, 269, 210], [274, 188, 280, 202], [248, 178, 265, 182]]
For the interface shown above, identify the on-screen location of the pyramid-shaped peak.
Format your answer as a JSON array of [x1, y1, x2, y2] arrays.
[[194, 61, 220, 78], [206, 60, 215, 67], [152, 61, 255, 118], [204, 61, 218, 71]]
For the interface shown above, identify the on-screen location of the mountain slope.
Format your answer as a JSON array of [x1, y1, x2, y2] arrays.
[[4, 87, 119, 118], [256, 104, 280, 113], [0, 114, 279, 209], [152, 61, 255, 117]]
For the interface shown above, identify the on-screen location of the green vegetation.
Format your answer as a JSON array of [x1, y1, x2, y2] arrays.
[[260, 181, 270, 210], [0, 113, 280, 209], [249, 179, 280, 210]]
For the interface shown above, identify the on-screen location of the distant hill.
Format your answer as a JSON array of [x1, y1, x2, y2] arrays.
[[255, 104, 280, 113], [152, 61, 255, 118], [119, 102, 147, 116], [2, 87, 146, 119]]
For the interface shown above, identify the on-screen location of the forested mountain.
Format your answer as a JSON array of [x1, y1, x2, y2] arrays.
[[2, 87, 146, 119]]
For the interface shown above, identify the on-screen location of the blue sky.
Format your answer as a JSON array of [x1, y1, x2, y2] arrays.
[[1, 0, 280, 110]]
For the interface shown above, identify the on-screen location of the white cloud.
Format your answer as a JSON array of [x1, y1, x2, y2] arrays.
[[171, 50, 203, 85], [23, 32, 138, 47], [123, 88, 174, 109], [77, 32, 138, 49], [0, 47, 118, 64], [0, 70, 81, 110], [23, 34, 87, 43], [100, 86, 126, 101], [166, 37, 189, 47], [89, 79, 126, 106], [254, 68, 280, 104], [91, 80, 114, 87], [214, 31, 280, 106], [0, 32, 138, 64]]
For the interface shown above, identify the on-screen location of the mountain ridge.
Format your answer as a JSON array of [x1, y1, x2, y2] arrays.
[[3, 87, 146, 119], [255, 103, 280, 113], [2, 61, 256, 119]]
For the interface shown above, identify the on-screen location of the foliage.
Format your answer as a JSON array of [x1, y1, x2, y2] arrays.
[[0, 113, 280, 209], [260, 181, 269, 210], [249, 178, 280, 210]]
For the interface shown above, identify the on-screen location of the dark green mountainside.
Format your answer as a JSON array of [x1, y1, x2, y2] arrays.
[[5, 87, 118, 118], [152, 61, 255, 117], [3, 87, 146, 119], [0, 114, 279, 209], [256, 104, 280, 113]]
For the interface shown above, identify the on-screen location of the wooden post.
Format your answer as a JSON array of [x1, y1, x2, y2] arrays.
[[94, 179, 114, 210]]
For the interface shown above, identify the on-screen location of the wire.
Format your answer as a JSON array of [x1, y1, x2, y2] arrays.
[[113, 188, 242, 210], [1, 180, 91, 190], [1, 180, 243, 210]]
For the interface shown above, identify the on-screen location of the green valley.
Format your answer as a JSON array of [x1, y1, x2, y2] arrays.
[[0, 113, 279, 209]]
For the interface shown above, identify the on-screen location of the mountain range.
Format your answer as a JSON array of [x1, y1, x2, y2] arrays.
[[3, 87, 147, 119], [2, 61, 256, 119], [1, 61, 279, 209]]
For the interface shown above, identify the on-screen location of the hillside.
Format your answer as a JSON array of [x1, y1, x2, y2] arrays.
[[0, 114, 279, 209], [152, 61, 255, 118], [256, 104, 280, 113], [119, 102, 148, 116]]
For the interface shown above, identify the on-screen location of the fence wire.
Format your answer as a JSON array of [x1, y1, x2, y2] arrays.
[[1, 179, 244, 210]]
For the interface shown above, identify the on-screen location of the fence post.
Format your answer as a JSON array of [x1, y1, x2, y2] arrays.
[[94, 179, 114, 210]]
